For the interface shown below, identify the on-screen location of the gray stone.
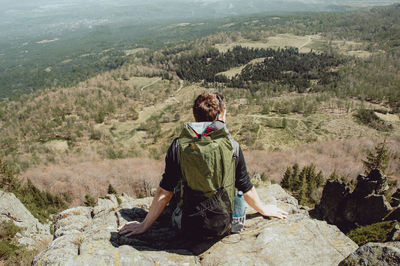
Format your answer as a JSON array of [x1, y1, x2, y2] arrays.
[[388, 224, 400, 241], [339, 242, 400, 266], [54, 207, 92, 238], [33, 184, 358, 266], [201, 213, 357, 266], [0, 190, 52, 250]]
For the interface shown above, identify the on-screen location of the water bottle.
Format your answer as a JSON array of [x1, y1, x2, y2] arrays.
[[231, 191, 246, 233]]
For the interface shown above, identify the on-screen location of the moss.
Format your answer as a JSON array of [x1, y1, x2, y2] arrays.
[[84, 194, 97, 207], [116, 195, 122, 206], [0, 221, 36, 264], [0, 240, 19, 260], [346, 221, 397, 246]]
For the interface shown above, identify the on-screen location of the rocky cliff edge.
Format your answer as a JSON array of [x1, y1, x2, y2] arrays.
[[32, 184, 358, 265]]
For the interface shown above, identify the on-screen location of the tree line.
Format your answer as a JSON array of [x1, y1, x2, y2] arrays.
[[174, 46, 344, 92]]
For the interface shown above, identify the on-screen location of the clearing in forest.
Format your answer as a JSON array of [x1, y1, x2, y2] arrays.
[[215, 34, 322, 53], [217, 58, 265, 78], [215, 33, 373, 58]]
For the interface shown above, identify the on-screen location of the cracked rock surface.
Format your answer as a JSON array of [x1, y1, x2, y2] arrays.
[[0, 190, 52, 249], [33, 184, 358, 266]]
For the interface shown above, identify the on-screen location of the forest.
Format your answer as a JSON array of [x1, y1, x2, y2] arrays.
[[1, 4, 399, 99], [174, 46, 344, 92]]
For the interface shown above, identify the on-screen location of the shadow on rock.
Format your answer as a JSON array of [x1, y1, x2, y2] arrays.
[[109, 207, 220, 256]]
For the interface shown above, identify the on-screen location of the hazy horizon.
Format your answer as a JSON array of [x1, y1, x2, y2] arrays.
[[2, 0, 399, 40]]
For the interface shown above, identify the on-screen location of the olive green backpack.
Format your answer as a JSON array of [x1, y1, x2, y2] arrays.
[[178, 122, 236, 238]]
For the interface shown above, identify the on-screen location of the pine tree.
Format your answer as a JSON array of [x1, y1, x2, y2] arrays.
[[306, 165, 317, 201], [0, 159, 20, 192], [297, 168, 308, 205], [107, 184, 117, 195], [316, 170, 324, 187], [281, 167, 292, 190], [291, 163, 300, 190], [362, 140, 390, 174], [329, 170, 340, 180]]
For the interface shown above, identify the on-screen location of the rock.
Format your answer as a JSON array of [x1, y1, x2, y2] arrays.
[[313, 169, 393, 230], [390, 188, 400, 207], [352, 170, 388, 197], [311, 179, 350, 225], [339, 242, 400, 266], [33, 186, 358, 265], [388, 224, 400, 241], [343, 194, 392, 226], [0, 190, 51, 249], [384, 207, 400, 222], [54, 207, 92, 238], [355, 195, 392, 225], [392, 189, 400, 200]]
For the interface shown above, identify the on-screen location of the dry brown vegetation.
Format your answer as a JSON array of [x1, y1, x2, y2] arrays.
[[245, 137, 400, 183], [22, 137, 400, 205], [23, 157, 163, 205]]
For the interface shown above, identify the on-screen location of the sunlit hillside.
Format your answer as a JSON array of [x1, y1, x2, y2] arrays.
[[0, 4, 399, 205]]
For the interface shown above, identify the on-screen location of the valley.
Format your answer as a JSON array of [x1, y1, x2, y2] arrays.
[[0, 4, 399, 205]]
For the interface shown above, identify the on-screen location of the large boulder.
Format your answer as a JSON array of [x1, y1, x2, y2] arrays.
[[0, 190, 51, 249], [339, 242, 400, 266], [33, 185, 358, 265], [311, 179, 350, 225], [343, 195, 392, 225], [352, 170, 389, 198], [313, 169, 393, 231]]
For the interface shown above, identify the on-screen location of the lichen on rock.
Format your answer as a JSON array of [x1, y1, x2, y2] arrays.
[[33, 185, 358, 265]]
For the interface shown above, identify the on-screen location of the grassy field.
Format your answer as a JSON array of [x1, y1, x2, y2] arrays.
[[214, 33, 372, 57]]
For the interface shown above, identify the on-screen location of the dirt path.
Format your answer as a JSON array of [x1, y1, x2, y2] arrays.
[[136, 80, 187, 123], [299, 35, 312, 49], [114, 79, 198, 145], [247, 114, 302, 121], [140, 78, 162, 91], [176, 79, 184, 92]]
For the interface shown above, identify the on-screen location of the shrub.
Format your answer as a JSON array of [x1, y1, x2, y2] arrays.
[[130, 108, 139, 121], [94, 110, 106, 124], [89, 128, 102, 140], [0, 221, 21, 241], [0, 240, 19, 261], [346, 221, 399, 246], [105, 146, 124, 159], [0, 159, 67, 223], [0, 221, 30, 264], [354, 109, 393, 132], [84, 194, 97, 207], [107, 184, 117, 195]]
